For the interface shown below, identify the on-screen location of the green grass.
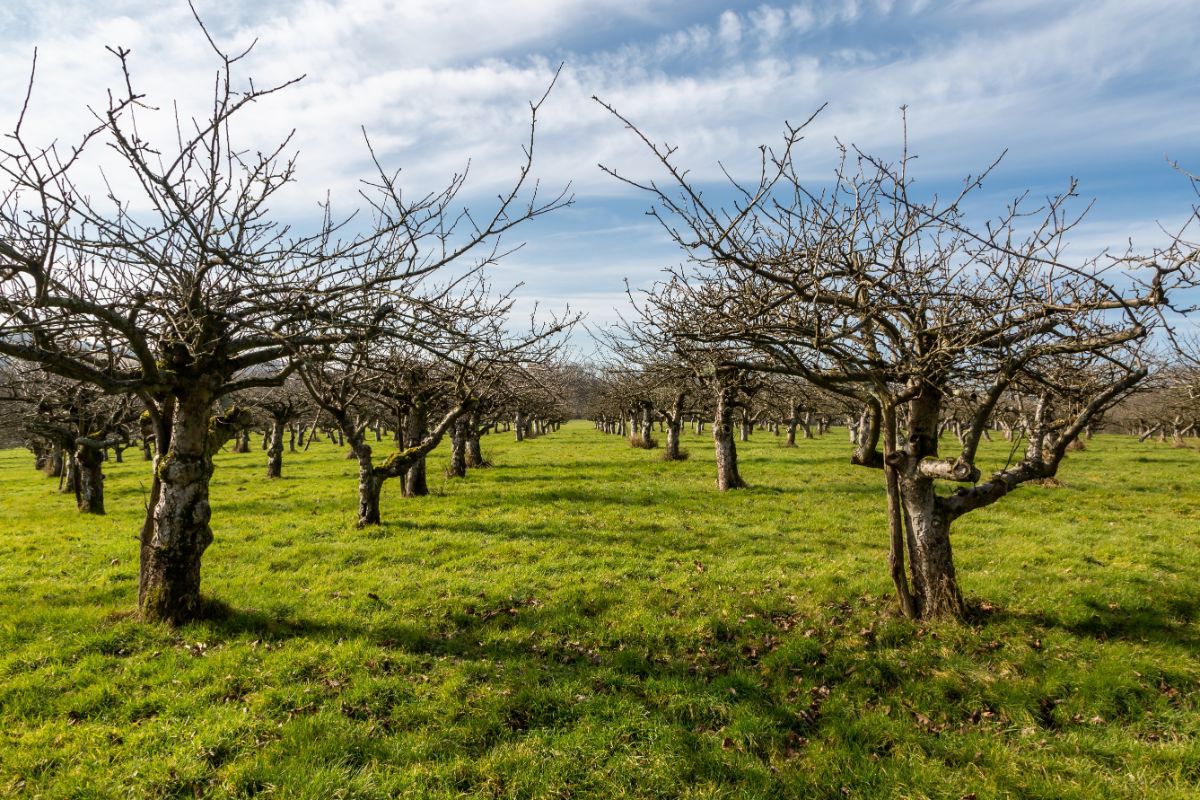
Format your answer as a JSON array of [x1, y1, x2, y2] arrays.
[[0, 422, 1197, 799]]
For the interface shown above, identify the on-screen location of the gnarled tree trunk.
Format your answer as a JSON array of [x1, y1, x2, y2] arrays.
[[887, 386, 965, 621], [465, 413, 486, 468], [356, 445, 384, 527], [714, 391, 744, 490], [403, 404, 429, 497], [266, 419, 285, 479], [139, 390, 244, 625], [74, 443, 106, 514], [44, 448, 64, 478], [898, 475, 964, 619], [447, 417, 467, 478]]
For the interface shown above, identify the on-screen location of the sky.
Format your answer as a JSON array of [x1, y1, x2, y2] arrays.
[[2, 0, 1198, 339]]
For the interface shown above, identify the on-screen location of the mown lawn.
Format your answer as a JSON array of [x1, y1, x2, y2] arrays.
[[0, 422, 1197, 799]]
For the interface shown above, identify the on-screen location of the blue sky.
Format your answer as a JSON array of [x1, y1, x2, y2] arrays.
[[3, 0, 1198, 333]]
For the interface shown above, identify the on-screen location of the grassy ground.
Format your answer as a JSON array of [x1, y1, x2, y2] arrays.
[[0, 422, 1197, 799]]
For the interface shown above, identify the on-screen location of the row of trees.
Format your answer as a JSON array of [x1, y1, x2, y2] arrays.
[[0, 360, 575, 516], [589, 101, 1198, 620], [0, 28, 575, 624], [2, 22, 1195, 629]]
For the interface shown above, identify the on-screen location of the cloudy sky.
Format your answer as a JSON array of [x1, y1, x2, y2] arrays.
[[3, 0, 1197, 332]]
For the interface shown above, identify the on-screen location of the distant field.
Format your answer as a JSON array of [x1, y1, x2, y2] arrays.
[[0, 422, 1197, 799]]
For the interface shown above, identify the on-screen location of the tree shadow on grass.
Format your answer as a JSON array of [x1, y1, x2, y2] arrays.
[[968, 593, 1200, 652], [194, 594, 836, 754]]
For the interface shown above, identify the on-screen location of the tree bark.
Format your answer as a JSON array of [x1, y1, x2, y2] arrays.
[[44, 448, 64, 478], [664, 418, 681, 459], [640, 404, 654, 447], [447, 418, 467, 478], [897, 385, 965, 620], [465, 412, 486, 467], [138, 390, 241, 625], [60, 454, 76, 493], [714, 391, 745, 490], [403, 404, 429, 497], [356, 446, 384, 527], [899, 476, 965, 619], [75, 443, 105, 515], [266, 419, 285, 479]]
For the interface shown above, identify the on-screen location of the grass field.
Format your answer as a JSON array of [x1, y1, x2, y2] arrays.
[[0, 422, 1197, 799]]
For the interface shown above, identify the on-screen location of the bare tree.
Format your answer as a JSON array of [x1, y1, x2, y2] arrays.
[[0, 25, 568, 622], [597, 99, 1197, 619], [0, 365, 137, 512]]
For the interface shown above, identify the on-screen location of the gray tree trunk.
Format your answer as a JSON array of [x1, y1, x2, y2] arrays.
[[60, 454, 76, 493], [75, 444, 105, 514], [266, 419, 285, 478], [640, 406, 654, 447], [447, 418, 467, 478], [44, 448, 64, 477], [664, 419, 681, 459], [356, 446, 384, 527], [714, 393, 744, 490], [892, 387, 965, 620], [465, 413, 486, 467], [139, 389, 227, 625], [404, 405, 429, 497], [899, 476, 964, 619]]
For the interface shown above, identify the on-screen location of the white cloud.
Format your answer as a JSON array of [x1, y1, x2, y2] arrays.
[[1, 0, 1196, 324], [717, 10, 743, 48]]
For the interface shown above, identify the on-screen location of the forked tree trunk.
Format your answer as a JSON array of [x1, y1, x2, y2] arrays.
[[75, 444, 106, 514], [139, 389, 228, 625], [887, 387, 966, 621], [266, 419, 285, 479], [231, 429, 250, 453], [714, 394, 744, 490]]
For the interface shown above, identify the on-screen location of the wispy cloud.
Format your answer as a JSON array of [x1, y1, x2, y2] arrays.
[[1, 0, 1196, 325]]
